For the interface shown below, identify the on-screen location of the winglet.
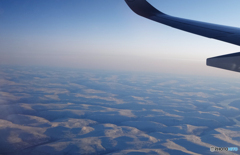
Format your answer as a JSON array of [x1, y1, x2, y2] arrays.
[[125, 0, 165, 18]]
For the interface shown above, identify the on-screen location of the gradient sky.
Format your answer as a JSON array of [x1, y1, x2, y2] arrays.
[[1, 0, 240, 77]]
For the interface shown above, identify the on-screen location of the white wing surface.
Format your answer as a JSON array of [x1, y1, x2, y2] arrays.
[[125, 0, 240, 72]]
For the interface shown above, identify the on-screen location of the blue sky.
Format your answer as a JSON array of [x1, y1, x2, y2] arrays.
[[1, 0, 240, 77]]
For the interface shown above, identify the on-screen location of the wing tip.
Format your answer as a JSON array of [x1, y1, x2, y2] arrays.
[[125, 0, 165, 18]]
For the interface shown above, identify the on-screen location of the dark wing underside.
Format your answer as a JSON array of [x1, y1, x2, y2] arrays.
[[125, 0, 240, 72]]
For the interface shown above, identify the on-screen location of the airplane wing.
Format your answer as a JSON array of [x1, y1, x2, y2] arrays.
[[125, 0, 240, 72]]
